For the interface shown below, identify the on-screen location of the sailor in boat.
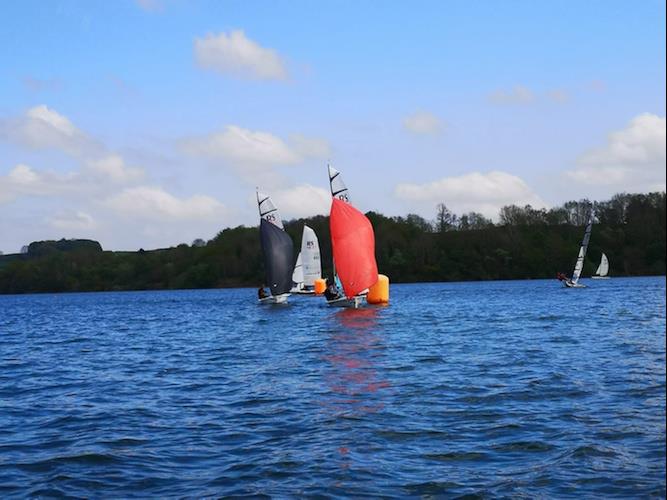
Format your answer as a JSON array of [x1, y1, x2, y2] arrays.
[[556, 272, 574, 286], [258, 284, 269, 300], [324, 278, 341, 301]]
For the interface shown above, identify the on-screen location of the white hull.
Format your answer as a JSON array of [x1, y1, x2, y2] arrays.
[[591, 276, 610, 279], [563, 281, 586, 288], [258, 293, 290, 305], [293, 289, 316, 295], [326, 295, 365, 308]]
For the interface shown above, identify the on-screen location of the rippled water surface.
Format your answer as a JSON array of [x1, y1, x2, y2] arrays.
[[1, 277, 665, 497]]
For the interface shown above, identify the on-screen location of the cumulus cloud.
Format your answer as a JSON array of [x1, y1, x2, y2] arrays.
[[395, 171, 545, 219], [0, 164, 78, 203], [194, 30, 288, 80], [181, 125, 330, 177], [49, 211, 96, 231], [86, 154, 144, 183], [488, 86, 535, 105], [105, 186, 227, 220], [182, 125, 300, 165], [0, 105, 100, 157], [265, 184, 331, 220], [403, 111, 443, 135], [567, 113, 666, 191]]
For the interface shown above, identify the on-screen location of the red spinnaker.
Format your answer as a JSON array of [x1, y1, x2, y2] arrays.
[[330, 198, 378, 298]]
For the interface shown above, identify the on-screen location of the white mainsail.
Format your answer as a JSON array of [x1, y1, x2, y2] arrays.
[[594, 253, 609, 277], [300, 225, 321, 287], [257, 190, 284, 229], [571, 218, 593, 284], [328, 164, 350, 203]]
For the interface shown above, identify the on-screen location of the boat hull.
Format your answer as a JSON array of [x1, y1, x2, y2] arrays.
[[591, 276, 610, 280], [258, 293, 290, 305], [326, 295, 364, 308], [563, 281, 586, 288]]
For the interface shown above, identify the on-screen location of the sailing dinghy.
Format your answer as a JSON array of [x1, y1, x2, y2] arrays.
[[562, 217, 593, 288], [257, 191, 294, 304], [326, 165, 379, 308], [591, 253, 610, 279], [291, 225, 322, 294]]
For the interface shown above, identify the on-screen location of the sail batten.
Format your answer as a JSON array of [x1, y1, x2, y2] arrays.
[[257, 190, 284, 230]]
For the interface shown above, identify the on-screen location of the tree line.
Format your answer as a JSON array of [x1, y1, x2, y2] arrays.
[[0, 192, 664, 294]]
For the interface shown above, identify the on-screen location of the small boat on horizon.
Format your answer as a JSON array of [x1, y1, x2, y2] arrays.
[[591, 252, 610, 279], [559, 217, 593, 288], [257, 190, 294, 305]]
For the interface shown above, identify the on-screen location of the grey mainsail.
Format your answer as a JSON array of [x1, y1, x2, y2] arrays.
[[260, 218, 294, 296]]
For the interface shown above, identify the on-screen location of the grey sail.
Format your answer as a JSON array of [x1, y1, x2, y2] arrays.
[[571, 218, 593, 283], [260, 218, 294, 296]]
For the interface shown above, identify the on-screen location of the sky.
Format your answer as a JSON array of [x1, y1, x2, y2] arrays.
[[1, 0, 665, 253]]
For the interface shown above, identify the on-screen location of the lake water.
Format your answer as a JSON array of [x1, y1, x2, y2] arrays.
[[0, 277, 665, 497]]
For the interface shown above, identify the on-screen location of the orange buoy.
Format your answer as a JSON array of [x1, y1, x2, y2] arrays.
[[367, 274, 389, 304], [314, 278, 327, 295]]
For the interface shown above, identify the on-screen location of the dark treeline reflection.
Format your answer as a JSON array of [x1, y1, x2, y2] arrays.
[[0, 192, 664, 294]]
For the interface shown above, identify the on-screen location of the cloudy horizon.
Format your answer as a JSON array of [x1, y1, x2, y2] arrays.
[[1, 0, 665, 253]]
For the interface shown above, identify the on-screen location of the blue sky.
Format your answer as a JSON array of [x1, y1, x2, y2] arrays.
[[1, 0, 665, 252]]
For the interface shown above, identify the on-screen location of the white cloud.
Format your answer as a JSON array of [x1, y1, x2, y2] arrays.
[[194, 30, 288, 81], [395, 171, 545, 219], [266, 184, 331, 220], [182, 125, 299, 165], [567, 113, 666, 191], [289, 134, 331, 159], [488, 86, 535, 105], [0, 164, 78, 203], [182, 125, 330, 173], [49, 211, 96, 231], [86, 154, 144, 183], [105, 186, 227, 220], [0, 105, 100, 157], [403, 111, 442, 135]]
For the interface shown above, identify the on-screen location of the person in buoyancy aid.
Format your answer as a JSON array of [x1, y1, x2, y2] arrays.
[[258, 284, 269, 299], [556, 272, 572, 285], [324, 277, 341, 301]]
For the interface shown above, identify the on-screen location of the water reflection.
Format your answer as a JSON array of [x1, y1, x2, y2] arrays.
[[322, 307, 390, 417]]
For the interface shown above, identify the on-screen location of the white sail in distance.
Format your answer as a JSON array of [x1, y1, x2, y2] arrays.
[[571, 218, 593, 283], [595, 253, 609, 277], [257, 190, 284, 230], [300, 225, 321, 286]]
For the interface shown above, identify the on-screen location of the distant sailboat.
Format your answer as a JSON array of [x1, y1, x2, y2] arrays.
[[291, 225, 322, 293], [326, 165, 378, 308], [561, 217, 593, 288], [592, 252, 610, 279], [257, 191, 294, 304]]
